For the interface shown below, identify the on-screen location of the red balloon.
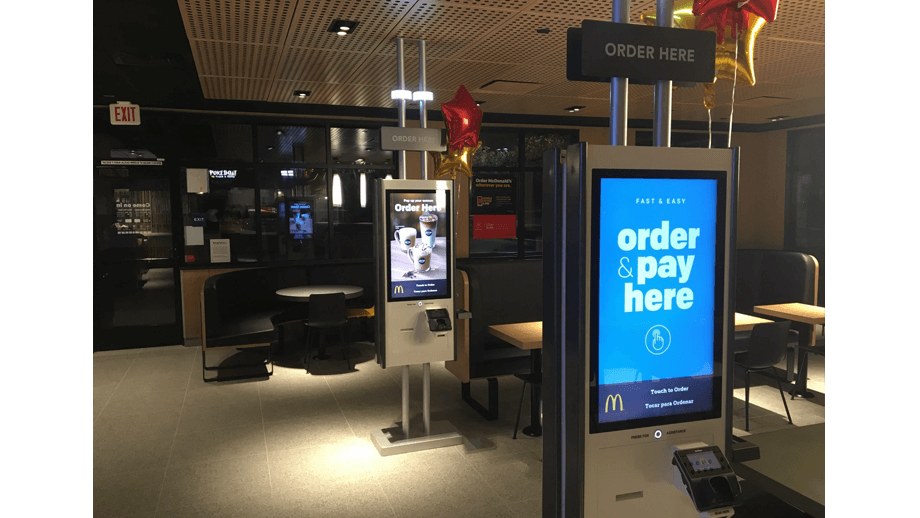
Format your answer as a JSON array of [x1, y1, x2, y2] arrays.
[[693, 0, 779, 43], [440, 85, 482, 154]]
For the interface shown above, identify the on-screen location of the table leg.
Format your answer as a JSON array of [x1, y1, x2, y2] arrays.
[[790, 325, 815, 399], [521, 349, 543, 438]]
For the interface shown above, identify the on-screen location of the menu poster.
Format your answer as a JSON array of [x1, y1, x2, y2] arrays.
[[387, 191, 450, 301], [472, 174, 517, 239], [594, 175, 720, 426]]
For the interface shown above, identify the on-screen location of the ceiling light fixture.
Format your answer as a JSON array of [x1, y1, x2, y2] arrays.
[[475, 100, 485, 106], [328, 20, 358, 35], [412, 91, 433, 101], [294, 90, 310, 98], [564, 105, 585, 112]]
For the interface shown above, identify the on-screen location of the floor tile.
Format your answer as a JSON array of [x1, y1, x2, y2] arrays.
[[169, 424, 267, 467], [260, 391, 342, 423], [94, 410, 182, 439], [102, 388, 188, 417], [93, 468, 166, 517], [94, 429, 176, 474], [266, 439, 379, 493], [270, 480, 395, 518], [465, 450, 543, 504], [156, 453, 272, 511], [382, 461, 504, 518], [507, 497, 541, 518], [262, 413, 355, 453], [176, 399, 264, 434], [153, 495, 274, 518]]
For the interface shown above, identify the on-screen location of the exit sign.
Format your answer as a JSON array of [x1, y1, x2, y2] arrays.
[[110, 102, 141, 125]]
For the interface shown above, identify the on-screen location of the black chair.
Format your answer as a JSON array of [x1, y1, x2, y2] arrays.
[[303, 293, 351, 372], [734, 320, 793, 432]]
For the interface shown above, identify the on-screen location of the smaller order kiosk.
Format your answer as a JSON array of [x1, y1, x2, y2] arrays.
[[372, 178, 463, 455], [551, 144, 742, 517]]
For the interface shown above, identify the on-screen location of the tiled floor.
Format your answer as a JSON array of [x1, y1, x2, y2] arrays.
[[94, 336, 824, 518]]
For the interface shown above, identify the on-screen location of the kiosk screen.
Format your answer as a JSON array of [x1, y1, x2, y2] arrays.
[[590, 170, 726, 433], [386, 190, 451, 302]]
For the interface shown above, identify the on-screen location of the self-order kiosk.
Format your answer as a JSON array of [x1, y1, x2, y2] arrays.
[[554, 144, 741, 517], [372, 178, 462, 455]]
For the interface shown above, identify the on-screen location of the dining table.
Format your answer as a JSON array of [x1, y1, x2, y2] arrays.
[[275, 285, 365, 359], [753, 303, 825, 398], [488, 321, 543, 438]]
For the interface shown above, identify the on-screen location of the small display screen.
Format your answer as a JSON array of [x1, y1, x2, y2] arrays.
[[590, 170, 726, 433], [686, 451, 722, 473], [386, 190, 451, 302], [288, 202, 313, 240]]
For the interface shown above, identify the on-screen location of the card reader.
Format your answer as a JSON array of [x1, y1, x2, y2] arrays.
[[425, 308, 452, 332], [672, 445, 741, 516]]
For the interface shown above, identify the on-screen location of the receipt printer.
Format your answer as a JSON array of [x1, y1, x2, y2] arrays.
[[425, 309, 452, 332], [672, 445, 741, 516]]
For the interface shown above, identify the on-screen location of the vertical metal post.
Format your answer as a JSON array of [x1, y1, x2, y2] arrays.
[[418, 40, 429, 180], [402, 365, 410, 438], [653, 0, 674, 147], [396, 38, 408, 179], [423, 362, 431, 434], [610, 0, 630, 146]]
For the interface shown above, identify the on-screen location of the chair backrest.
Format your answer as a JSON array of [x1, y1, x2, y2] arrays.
[[308, 292, 347, 326], [741, 320, 792, 369]]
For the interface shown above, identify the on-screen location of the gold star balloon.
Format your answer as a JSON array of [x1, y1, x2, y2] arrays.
[[430, 142, 481, 180], [642, 0, 777, 111]]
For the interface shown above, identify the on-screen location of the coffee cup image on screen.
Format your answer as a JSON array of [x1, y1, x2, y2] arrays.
[[388, 191, 450, 300], [394, 227, 417, 251]]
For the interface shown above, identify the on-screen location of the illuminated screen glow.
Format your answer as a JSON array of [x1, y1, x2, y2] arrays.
[[590, 170, 725, 434]]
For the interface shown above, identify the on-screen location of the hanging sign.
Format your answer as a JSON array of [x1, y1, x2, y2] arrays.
[[471, 174, 517, 240], [110, 101, 141, 125], [569, 20, 715, 84], [381, 127, 447, 152]]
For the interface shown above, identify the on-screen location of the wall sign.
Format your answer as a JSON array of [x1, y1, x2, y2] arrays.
[[471, 174, 517, 240], [569, 20, 715, 84], [110, 101, 141, 125]]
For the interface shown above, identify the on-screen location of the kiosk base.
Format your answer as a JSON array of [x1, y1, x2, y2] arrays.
[[371, 420, 463, 456]]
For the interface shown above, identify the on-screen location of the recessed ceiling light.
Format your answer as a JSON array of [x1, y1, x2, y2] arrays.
[[294, 90, 310, 98], [328, 19, 358, 34], [564, 105, 585, 112], [276, 130, 283, 135], [536, 28, 550, 34], [267, 146, 274, 151], [475, 100, 485, 106], [768, 115, 789, 121]]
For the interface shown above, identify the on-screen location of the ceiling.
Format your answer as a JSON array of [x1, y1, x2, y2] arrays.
[[95, 0, 824, 125]]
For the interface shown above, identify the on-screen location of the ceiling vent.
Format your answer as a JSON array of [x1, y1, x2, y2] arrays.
[[473, 80, 543, 95]]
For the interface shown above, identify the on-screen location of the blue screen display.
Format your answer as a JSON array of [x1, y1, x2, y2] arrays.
[[593, 174, 723, 429]]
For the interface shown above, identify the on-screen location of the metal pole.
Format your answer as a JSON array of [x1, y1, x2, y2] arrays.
[[396, 38, 408, 179], [402, 365, 410, 438], [418, 40, 429, 180], [423, 362, 431, 435], [610, 0, 630, 146], [653, 0, 674, 147]]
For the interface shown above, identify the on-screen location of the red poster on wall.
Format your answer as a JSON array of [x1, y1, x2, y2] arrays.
[[473, 214, 517, 239]]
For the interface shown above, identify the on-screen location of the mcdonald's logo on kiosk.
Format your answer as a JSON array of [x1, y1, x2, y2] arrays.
[[605, 393, 624, 413], [394, 285, 404, 294]]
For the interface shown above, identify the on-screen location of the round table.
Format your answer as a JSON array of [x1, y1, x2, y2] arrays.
[[275, 285, 364, 360], [275, 285, 364, 301]]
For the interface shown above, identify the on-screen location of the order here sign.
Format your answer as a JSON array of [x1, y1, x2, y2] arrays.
[[110, 102, 141, 126]]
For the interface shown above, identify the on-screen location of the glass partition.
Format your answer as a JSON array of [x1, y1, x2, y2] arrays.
[[257, 125, 326, 163], [257, 167, 328, 261], [183, 167, 258, 263]]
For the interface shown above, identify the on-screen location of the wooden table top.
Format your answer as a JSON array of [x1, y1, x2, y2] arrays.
[[754, 303, 825, 325], [488, 321, 543, 350], [734, 312, 774, 332]]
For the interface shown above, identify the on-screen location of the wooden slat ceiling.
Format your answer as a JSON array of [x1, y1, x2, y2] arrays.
[[177, 0, 824, 124]]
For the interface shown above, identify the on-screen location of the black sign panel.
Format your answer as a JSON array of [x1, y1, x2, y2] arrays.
[[577, 20, 715, 84]]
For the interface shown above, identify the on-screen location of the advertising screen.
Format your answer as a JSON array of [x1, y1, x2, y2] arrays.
[[590, 170, 726, 433], [386, 190, 451, 302], [288, 202, 313, 240]]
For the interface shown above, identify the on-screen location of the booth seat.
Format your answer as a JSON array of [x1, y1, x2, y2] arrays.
[[447, 258, 542, 420], [199, 262, 375, 381], [733, 249, 819, 378]]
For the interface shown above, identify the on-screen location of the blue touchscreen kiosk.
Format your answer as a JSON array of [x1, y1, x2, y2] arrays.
[[590, 170, 727, 433]]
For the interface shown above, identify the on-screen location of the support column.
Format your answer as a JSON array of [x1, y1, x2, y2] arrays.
[[653, 0, 674, 147], [418, 40, 429, 180], [396, 38, 408, 179], [610, 0, 631, 146]]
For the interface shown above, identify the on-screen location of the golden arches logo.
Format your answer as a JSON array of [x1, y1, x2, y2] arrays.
[[394, 285, 404, 294], [605, 394, 624, 412]]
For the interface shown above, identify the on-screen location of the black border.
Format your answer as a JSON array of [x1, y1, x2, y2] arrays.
[[588, 169, 727, 434], [385, 189, 452, 303]]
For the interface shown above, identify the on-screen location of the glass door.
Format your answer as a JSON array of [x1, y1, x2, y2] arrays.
[[94, 165, 183, 350]]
